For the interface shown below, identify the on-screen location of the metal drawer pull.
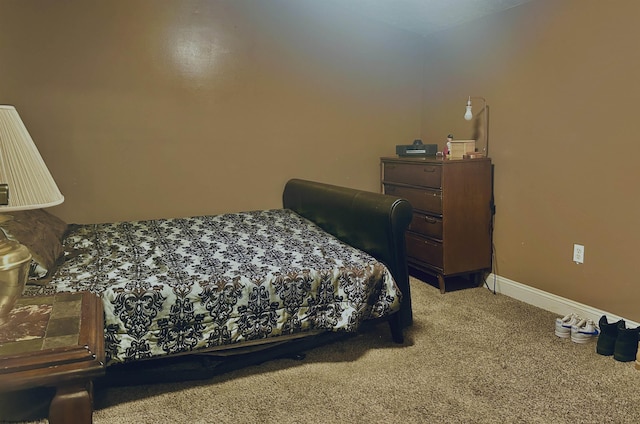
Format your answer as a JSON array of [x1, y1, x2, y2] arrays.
[[423, 167, 436, 173], [424, 216, 437, 224]]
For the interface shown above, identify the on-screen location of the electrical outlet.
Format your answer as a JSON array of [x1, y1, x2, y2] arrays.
[[573, 244, 584, 264]]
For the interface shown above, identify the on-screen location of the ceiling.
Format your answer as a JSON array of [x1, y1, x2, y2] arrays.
[[331, 0, 533, 37]]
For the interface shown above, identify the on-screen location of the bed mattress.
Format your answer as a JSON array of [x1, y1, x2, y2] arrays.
[[40, 209, 401, 365]]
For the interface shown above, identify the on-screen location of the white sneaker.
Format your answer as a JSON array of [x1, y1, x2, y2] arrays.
[[555, 313, 581, 338], [571, 319, 600, 343]]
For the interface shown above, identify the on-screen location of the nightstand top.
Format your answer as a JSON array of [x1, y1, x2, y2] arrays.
[[0, 291, 105, 392]]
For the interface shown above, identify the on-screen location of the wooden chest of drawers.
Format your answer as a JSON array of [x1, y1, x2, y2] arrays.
[[381, 156, 493, 293]]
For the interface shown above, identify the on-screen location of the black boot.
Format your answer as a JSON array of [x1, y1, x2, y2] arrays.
[[596, 315, 624, 356], [613, 321, 640, 362]]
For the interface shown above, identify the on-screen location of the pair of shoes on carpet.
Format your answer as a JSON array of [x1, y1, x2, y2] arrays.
[[554, 313, 599, 343], [596, 316, 640, 363]]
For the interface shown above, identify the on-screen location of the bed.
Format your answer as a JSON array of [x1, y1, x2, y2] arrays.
[[5, 179, 413, 373]]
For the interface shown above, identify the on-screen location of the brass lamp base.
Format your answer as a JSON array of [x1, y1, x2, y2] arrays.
[[0, 238, 32, 325]]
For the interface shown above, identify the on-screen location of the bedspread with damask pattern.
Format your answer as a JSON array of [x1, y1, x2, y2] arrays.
[[44, 209, 401, 365]]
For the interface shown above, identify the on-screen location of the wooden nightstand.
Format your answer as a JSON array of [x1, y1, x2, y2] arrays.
[[0, 291, 105, 424]]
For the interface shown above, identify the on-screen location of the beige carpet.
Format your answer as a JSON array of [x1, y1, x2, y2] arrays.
[[9, 277, 640, 423]]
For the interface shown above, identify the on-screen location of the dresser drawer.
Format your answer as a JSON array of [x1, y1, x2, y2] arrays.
[[383, 162, 442, 188], [383, 184, 442, 214], [406, 232, 443, 269], [408, 212, 443, 240]]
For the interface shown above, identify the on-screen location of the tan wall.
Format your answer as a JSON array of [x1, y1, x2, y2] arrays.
[[1, 0, 638, 321], [0, 0, 423, 222], [420, 0, 640, 321]]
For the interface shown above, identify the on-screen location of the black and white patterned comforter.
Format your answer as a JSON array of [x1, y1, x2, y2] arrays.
[[45, 209, 401, 365]]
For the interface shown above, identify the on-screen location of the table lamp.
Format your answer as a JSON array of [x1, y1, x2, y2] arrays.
[[0, 105, 64, 324], [464, 96, 490, 156]]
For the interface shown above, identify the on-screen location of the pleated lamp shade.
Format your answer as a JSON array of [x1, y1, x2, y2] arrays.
[[0, 105, 64, 211]]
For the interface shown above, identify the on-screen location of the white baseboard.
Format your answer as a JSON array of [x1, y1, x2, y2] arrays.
[[484, 273, 640, 328]]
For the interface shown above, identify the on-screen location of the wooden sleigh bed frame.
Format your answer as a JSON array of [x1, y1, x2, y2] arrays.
[[12, 179, 413, 385], [105, 179, 413, 385]]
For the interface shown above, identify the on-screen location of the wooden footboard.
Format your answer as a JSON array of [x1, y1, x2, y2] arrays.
[[282, 178, 413, 328]]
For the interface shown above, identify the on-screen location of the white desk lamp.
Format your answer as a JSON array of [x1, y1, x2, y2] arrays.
[[464, 96, 489, 156]]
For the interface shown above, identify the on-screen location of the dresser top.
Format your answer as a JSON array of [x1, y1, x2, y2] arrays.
[[381, 156, 491, 164]]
